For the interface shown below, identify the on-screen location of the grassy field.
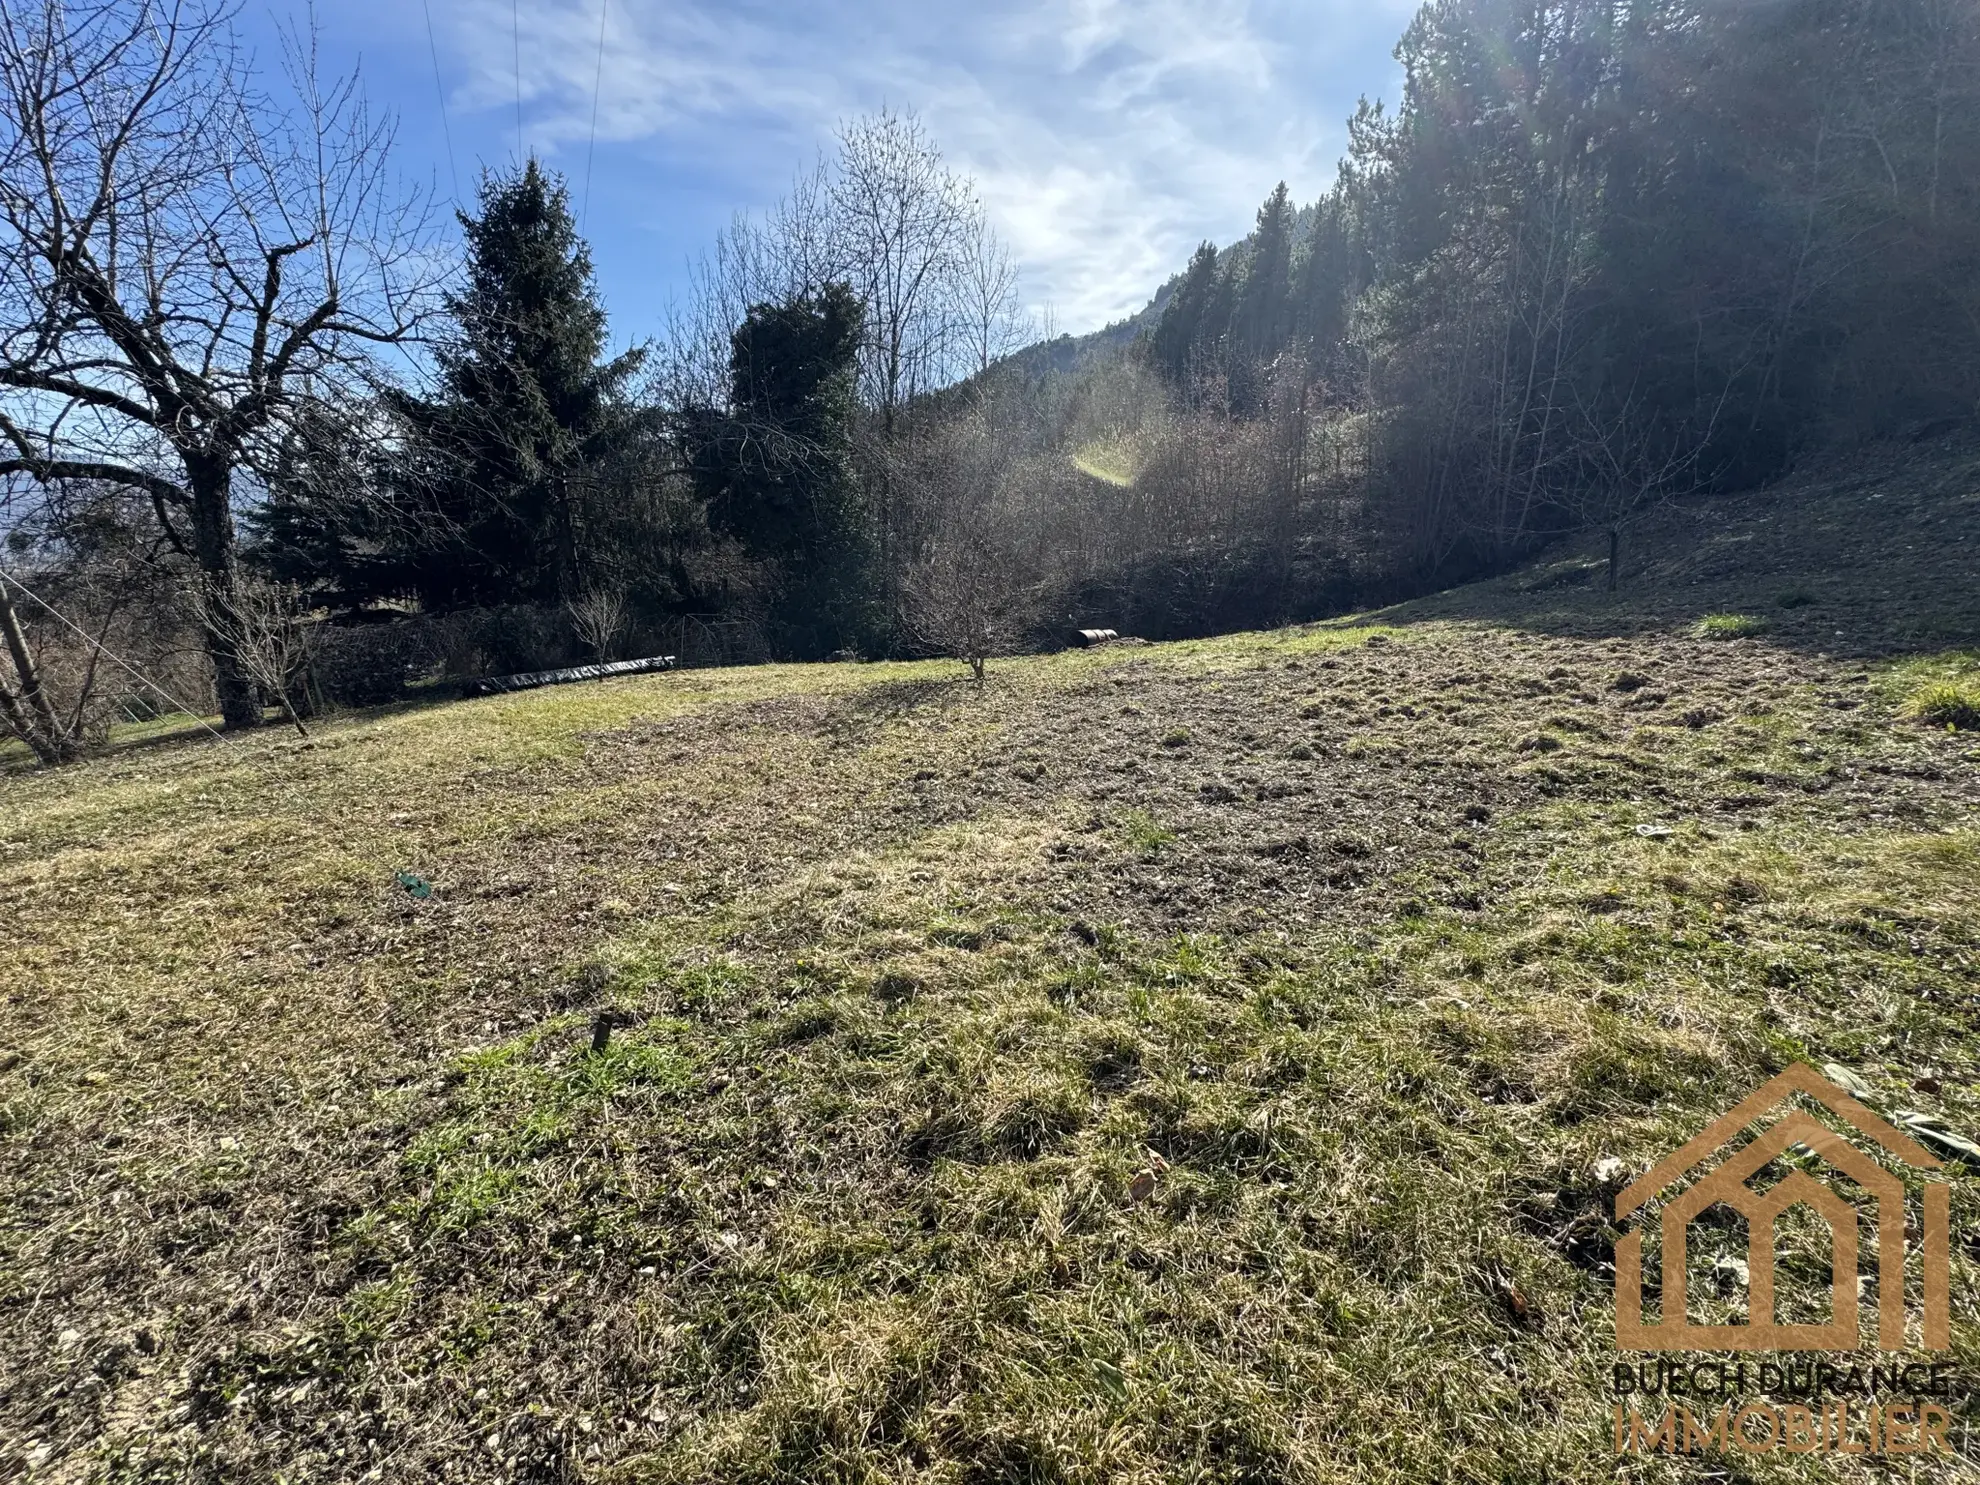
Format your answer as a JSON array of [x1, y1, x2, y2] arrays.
[[4, 442, 1980, 1483]]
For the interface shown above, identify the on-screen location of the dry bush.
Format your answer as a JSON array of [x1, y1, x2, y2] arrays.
[[0, 485, 199, 763], [567, 589, 629, 662], [425, 606, 578, 685], [896, 403, 1045, 682], [307, 605, 594, 709], [0, 579, 102, 762], [188, 575, 320, 735], [310, 620, 429, 707], [899, 533, 1041, 684]]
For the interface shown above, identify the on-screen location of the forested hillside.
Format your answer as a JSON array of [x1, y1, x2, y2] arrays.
[[903, 0, 1980, 648], [1142, 0, 1980, 550]]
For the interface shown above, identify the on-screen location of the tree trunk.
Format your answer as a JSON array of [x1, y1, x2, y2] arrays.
[[0, 582, 72, 763], [275, 694, 311, 738], [1608, 525, 1620, 591], [0, 681, 55, 763], [186, 451, 262, 730]]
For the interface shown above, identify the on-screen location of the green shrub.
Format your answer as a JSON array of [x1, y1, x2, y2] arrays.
[[1907, 680, 1980, 730], [1695, 613, 1767, 640], [1776, 588, 1816, 609]]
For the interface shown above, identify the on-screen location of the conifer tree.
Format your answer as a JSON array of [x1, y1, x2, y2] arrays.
[[390, 160, 645, 607], [1235, 183, 1294, 363], [1150, 243, 1221, 385], [1292, 195, 1351, 368], [687, 282, 877, 658]]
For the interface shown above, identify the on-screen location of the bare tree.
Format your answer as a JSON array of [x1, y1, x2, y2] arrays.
[[900, 529, 1039, 686], [188, 572, 318, 734], [897, 403, 1043, 683], [959, 213, 1031, 376], [663, 198, 817, 412], [567, 587, 626, 660], [829, 110, 979, 431], [672, 110, 1004, 429], [0, 0, 440, 729], [1561, 387, 1723, 591]]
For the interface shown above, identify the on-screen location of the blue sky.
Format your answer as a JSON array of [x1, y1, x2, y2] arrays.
[[245, 0, 1414, 347]]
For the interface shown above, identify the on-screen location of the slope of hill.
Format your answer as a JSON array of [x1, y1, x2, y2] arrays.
[[993, 291, 1166, 381], [995, 195, 1318, 382], [1389, 430, 1980, 655], [3, 442, 1977, 1482]]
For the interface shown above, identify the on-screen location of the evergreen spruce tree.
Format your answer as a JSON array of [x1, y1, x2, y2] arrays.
[[391, 160, 645, 608], [1292, 194, 1352, 377], [1149, 243, 1221, 387], [1205, 253, 1240, 369], [1235, 182, 1293, 364]]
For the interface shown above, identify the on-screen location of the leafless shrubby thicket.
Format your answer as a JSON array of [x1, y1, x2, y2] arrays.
[[186, 572, 319, 735], [566, 588, 628, 662], [0, 571, 87, 762], [0, 479, 202, 762], [893, 400, 1046, 681], [882, 353, 1381, 648]]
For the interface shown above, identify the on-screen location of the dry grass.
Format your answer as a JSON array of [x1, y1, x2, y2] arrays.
[[6, 448, 1980, 1483]]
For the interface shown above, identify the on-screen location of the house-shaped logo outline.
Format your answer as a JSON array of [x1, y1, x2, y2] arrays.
[[1614, 1063, 1952, 1352]]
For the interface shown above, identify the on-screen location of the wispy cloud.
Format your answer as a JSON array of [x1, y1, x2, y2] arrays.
[[417, 0, 1414, 332]]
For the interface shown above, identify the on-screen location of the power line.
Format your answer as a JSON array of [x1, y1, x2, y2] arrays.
[[421, 0, 459, 201], [512, 0, 524, 162], [581, 0, 608, 230], [0, 569, 225, 740]]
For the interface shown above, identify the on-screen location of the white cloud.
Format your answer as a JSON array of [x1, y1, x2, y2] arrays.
[[428, 0, 1413, 333]]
